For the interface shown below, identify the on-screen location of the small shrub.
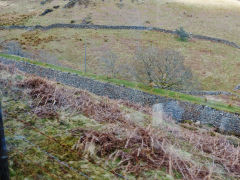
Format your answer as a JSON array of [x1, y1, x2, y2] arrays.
[[81, 14, 92, 25], [209, 131, 216, 137], [99, 51, 119, 78], [175, 27, 190, 42], [145, 20, 150, 24], [116, 2, 124, 9]]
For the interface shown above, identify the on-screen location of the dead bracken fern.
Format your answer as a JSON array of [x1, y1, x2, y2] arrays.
[[18, 77, 127, 123], [0, 63, 16, 74], [117, 99, 152, 115], [71, 127, 210, 179], [14, 75, 240, 179], [178, 128, 240, 178], [33, 105, 59, 120], [18, 77, 61, 106]]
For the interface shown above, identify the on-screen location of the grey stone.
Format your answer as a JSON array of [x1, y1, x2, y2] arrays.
[[234, 84, 240, 91], [40, 9, 53, 16], [163, 101, 184, 122], [219, 116, 240, 135]]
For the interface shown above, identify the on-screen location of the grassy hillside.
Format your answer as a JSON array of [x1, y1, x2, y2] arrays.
[[1, 0, 240, 44], [1, 62, 240, 179], [0, 0, 240, 92], [1, 28, 240, 92], [1, 1, 240, 179]]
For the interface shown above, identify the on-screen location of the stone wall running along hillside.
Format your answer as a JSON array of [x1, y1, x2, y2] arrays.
[[0, 57, 240, 135], [0, 24, 239, 49]]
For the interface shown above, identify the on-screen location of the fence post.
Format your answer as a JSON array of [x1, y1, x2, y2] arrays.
[[84, 43, 87, 73], [0, 101, 9, 180]]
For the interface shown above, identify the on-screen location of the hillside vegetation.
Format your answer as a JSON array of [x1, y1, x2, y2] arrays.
[[1, 1, 240, 179], [1, 63, 240, 179], [0, 0, 240, 93], [1, 28, 240, 92]]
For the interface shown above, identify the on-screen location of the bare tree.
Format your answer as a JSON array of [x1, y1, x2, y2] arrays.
[[35, 50, 62, 66], [100, 51, 119, 78], [134, 46, 195, 90]]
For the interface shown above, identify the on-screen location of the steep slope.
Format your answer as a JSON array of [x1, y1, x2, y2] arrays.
[[1, 63, 240, 179]]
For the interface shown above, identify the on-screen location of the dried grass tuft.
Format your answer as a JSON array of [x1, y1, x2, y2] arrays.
[[18, 77, 127, 123], [0, 63, 16, 74], [178, 128, 240, 178], [71, 127, 210, 179], [117, 99, 152, 115], [33, 105, 59, 120]]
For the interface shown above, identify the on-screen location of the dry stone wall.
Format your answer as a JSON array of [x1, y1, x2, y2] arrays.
[[0, 57, 240, 135], [1, 24, 239, 49]]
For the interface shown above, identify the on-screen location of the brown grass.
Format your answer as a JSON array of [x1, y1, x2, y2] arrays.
[[0, 13, 34, 26], [18, 77, 128, 124], [71, 127, 209, 179], [71, 120, 240, 179], [1, 27, 239, 92], [179, 128, 240, 176]]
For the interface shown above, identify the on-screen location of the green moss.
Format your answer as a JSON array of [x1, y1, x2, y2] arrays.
[[180, 124, 198, 131], [182, 120, 193, 125], [3, 97, 118, 179]]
